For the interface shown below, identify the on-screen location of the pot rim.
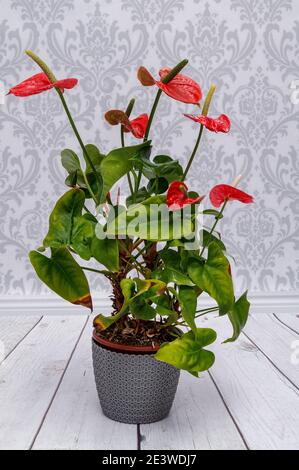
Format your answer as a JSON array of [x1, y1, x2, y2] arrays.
[[92, 328, 160, 354]]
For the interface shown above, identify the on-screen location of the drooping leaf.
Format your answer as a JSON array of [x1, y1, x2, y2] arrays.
[[224, 291, 250, 343], [29, 248, 92, 310], [155, 328, 217, 376], [43, 189, 85, 248], [91, 237, 119, 272], [187, 242, 234, 314], [100, 141, 151, 201], [178, 286, 197, 333], [93, 279, 135, 330]]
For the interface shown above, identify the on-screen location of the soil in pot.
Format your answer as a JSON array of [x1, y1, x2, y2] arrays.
[[94, 318, 175, 350]]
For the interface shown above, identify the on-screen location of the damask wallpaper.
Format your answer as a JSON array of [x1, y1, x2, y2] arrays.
[[0, 0, 298, 303]]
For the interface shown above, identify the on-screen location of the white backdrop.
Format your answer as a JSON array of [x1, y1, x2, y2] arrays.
[[0, 0, 298, 313]]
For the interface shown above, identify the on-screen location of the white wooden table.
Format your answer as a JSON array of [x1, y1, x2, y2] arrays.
[[0, 313, 298, 450]]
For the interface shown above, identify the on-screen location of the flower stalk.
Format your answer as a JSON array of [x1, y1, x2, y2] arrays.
[[25, 50, 102, 205]]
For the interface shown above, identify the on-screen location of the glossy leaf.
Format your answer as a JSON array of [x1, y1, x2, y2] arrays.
[[155, 328, 217, 376], [224, 291, 250, 343], [43, 189, 85, 248], [61, 149, 81, 174], [84, 144, 105, 172], [130, 298, 157, 320], [202, 229, 226, 251], [178, 286, 197, 333], [187, 242, 234, 314], [91, 237, 119, 272], [100, 141, 151, 201], [29, 248, 92, 310], [106, 195, 194, 241], [71, 215, 94, 260]]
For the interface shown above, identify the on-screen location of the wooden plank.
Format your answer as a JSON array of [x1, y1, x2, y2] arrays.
[[273, 314, 299, 335], [202, 315, 299, 450], [140, 370, 246, 450], [244, 314, 299, 388], [0, 316, 41, 362], [33, 319, 137, 450], [0, 316, 86, 450]]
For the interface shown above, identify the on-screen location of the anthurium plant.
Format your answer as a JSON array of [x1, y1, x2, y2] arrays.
[[9, 51, 254, 377]]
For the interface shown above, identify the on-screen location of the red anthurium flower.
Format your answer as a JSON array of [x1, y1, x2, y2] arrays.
[[8, 73, 78, 97], [210, 184, 254, 208], [105, 109, 148, 139], [137, 66, 202, 104], [184, 113, 231, 133], [167, 181, 205, 211]]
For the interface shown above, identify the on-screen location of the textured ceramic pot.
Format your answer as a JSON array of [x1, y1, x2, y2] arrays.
[[92, 331, 180, 424]]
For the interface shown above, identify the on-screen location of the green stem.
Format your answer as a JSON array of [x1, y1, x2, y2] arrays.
[[25, 50, 102, 205], [143, 89, 162, 142], [121, 98, 135, 196], [195, 307, 219, 318], [183, 84, 216, 180], [81, 266, 111, 275], [199, 199, 228, 257], [182, 125, 204, 180]]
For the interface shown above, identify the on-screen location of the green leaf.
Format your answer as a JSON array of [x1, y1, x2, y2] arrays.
[[91, 237, 119, 272], [203, 209, 223, 219], [178, 286, 197, 333], [29, 248, 92, 310], [93, 278, 165, 330], [100, 141, 151, 202], [202, 230, 226, 251], [224, 291, 250, 343], [130, 298, 157, 320], [43, 189, 85, 248], [188, 242, 234, 314], [61, 149, 81, 174], [84, 144, 105, 172], [106, 195, 194, 241], [155, 328, 217, 376], [71, 215, 94, 260], [93, 279, 135, 330]]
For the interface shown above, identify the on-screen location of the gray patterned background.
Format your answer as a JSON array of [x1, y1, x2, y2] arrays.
[[0, 0, 298, 303]]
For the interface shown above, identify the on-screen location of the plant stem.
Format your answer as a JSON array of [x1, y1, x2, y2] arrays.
[[195, 307, 219, 318], [143, 89, 162, 142], [182, 124, 204, 180], [25, 50, 102, 205], [199, 199, 228, 257], [183, 84, 216, 180], [121, 98, 135, 195], [81, 266, 111, 275], [58, 91, 98, 204]]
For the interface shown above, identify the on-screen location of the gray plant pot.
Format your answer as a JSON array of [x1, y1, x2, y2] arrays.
[[92, 339, 180, 424]]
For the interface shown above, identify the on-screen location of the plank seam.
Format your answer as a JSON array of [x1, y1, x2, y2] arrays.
[[0, 316, 43, 366], [242, 331, 299, 393], [208, 371, 250, 450], [272, 314, 299, 336], [29, 315, 90, 450]]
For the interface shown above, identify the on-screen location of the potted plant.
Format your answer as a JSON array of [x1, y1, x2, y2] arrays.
[[8, 51, 253, 424]]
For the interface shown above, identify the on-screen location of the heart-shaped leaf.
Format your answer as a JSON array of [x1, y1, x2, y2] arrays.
[[43, 189, 85, 248], [187, 242, 234, 314], [29, 248, 92, 310], [155, 328, 217, 376], [100, 141, 151, 201]]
